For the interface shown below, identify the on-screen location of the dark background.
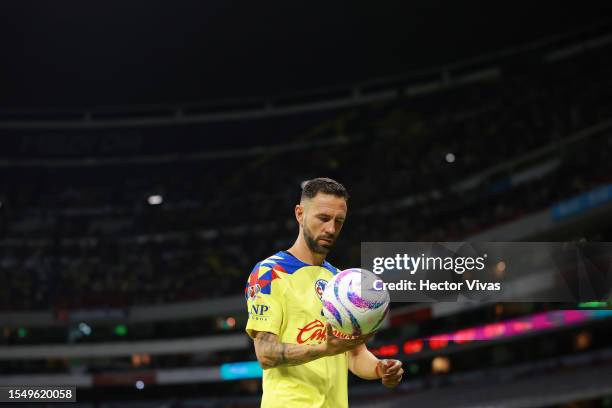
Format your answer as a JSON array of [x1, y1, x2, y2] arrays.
[[0, 1, 610, 107], [1, 2, 612, 408]]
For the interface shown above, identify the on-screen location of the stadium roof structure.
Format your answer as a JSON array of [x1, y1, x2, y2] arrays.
[[0, 0, 610, 109]]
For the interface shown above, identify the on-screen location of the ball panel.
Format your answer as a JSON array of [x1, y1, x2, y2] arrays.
[[321, 268, 390, 336], [343, 306, 362, 337], [323, 300, 343, 327], [347, 279, 387, 310]]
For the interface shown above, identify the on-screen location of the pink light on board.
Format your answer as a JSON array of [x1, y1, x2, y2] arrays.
[[510, 320, 533, 334], [530, 312, 554, 330], [400, 309, 610, 357], [483, 323, 506, 339], [454, 328, 477, 343], [563, 310, 589, 324]]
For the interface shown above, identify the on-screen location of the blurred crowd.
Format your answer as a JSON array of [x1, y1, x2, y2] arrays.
[[1, 47, 611, 310]]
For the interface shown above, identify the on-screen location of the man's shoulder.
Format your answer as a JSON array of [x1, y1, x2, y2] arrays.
[[249, 252, 284, 273], [248, 251, 340, 279], [322, 259, 340, 276], [252, 251, 303, 275], [245, 253, 285, 300]]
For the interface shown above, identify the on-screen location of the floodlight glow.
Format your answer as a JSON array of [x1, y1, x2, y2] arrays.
[[148, 195, 163, 205], [78, 322, 92, 336]]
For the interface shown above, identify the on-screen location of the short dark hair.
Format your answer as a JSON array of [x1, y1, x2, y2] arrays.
[[301, 177, 349, 201]]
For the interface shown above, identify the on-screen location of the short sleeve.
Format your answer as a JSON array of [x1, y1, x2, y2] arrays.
[[245, 292, 283, 339], [244, 264, 284, 339]]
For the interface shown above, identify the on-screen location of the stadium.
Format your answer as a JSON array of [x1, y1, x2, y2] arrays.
[[1, 1, 612, 407]]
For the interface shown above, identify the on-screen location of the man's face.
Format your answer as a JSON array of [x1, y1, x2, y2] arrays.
[[298, 193, 347, 254]]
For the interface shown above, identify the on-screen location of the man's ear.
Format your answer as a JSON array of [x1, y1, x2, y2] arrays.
[[295, 204, 304, 226]]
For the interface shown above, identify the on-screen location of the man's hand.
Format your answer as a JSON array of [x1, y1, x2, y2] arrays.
[[378, 359, 403, 388], [323, 323, 374, 356]]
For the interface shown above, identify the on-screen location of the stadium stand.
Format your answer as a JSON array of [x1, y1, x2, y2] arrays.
[[1, 24, 612, 408]]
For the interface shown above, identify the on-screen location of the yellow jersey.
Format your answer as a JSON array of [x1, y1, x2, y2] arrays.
[[245, 251, 351, 408]]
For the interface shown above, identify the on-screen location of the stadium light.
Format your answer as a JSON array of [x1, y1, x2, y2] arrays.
[[403, 339, 424, 354], [217, 316, 237, 330], [432, 356, 451, 373], [429, 335, 449, 350], [78, 322, 91, 336], [445, 153, 455, 163], [114, 324, 128, 336], [135, 380, 145, 390], [578, 301, 608, 308], [147, 194, 163, 205], [574, 331, 591, 351], [377, 344, 399, 357]]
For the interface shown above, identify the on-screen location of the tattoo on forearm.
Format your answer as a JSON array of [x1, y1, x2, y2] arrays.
[[279, 343, 288, 365], [256, 332, 325, 368]]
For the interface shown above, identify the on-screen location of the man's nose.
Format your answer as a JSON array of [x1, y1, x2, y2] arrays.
[[323, 221, 336, 235]]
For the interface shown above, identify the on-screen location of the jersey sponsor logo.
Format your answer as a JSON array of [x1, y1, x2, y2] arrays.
[[248, 303, 270, 321], [296, 319, 352, 344], [315, 279, 327, 301], [246, 283, 261, 300], [250, 304, 269, 316]]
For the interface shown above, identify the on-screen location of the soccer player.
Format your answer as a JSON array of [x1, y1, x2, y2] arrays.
[[245, 177, 403, 407]]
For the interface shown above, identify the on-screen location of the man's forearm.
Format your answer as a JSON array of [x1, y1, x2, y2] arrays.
[[348, 344, 381, 380], [255, 332, 328, 369]]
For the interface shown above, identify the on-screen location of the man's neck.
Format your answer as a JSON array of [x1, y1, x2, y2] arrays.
[[287, 240, 326, 266]]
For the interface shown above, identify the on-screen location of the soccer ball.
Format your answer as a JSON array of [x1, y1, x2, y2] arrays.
[[321, 268, 390, 336]]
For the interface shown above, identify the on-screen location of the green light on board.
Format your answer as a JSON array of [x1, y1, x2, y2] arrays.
[[114, 325, 128, 336], [578, 301, 608, 308]]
